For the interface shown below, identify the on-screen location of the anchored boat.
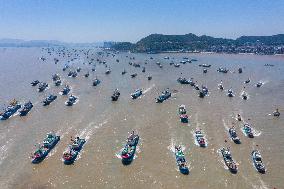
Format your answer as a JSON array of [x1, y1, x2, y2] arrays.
[[31, 80, 40, 86], [156, 89, 171, 103], [0, 99, 21, 120], [217, 67, 229, 73], [227, 89, 234, 97], [131, 73, 137, 78], [42, 94, 57, 106], [65, 95, 78, 106], [177, 77, 190, 84], [61, 85, 71, 95], [111, 89, 120, 101], [93, 78, 101, 86], [256, 82, 263, 87], [38, 82, 48, 92], [19, 101, 33, 116]]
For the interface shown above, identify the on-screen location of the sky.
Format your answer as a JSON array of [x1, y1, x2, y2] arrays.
[[0, 0, 284, 43]]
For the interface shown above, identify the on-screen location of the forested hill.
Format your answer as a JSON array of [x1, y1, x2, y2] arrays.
[[110, 33, 284, 54]]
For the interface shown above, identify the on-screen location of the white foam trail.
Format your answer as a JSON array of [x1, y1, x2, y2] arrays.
[[216, 148, 229, 170], [0, 139, 13, 165], [143, 84, 155, 94], [239, 91, 250, 100], [240, 125, 261, 137], [78, 119, 108, 141], [222, 119, 230, 131]]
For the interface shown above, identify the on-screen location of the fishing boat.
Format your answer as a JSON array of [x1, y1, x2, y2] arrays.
[[63, 65, 69, 71], [63, 137, 86, 165], [194, 84, 199, 90], [147, 75, 152, 80], [220, 147, 238, 173], [229, 127, 241, 144], [142, 67, 145, 72], [31, 132, 60, 164], [131, 89, 143, 99], [131, 73, 137, 78], [76, 67, 81, 72], [84, 72, 89, 78], [199, 86, 208, 98], [174, 63, 180, 68], [174, 146, 189, 175], [177, 77, 190, 84], [237, 114, 242, 121], [111, 89, 120, 101], [0, 99, 21, 120], [71, 71, 77, 78], [227, 89, 234, 97], [54, 79, 61, 86], [218, 83, 224, 90], [243, 123, 254, 138], [195, 130, 206, 147], [19, 101, 33, 116], [105, 69, 111, 74], [61, 85, 71, 95], [65, 95, 78, 106], [38, 82, 48, 92], [256, 82, 263, 87], [122, 69, 127, 75], [238, 68, 243, 73], [273, 109, 280, 117], [217, 67, 229, 73], [52, 74, 60, 81], [42, 94, 57, 106], [244, 78, 250, 84], [203, 69, 207, 73], [180, 114, 188, 123], [156, 89, 171, 103], [251, 150, 266, 173], [178, 105, 187, 114], [241, 91, 248, 100], [199, 64, 211, 68], [31, 80, 40, 86], [188, 78, 195, 86], [93, 78, 101, 86], [121, 131, 139, 164]]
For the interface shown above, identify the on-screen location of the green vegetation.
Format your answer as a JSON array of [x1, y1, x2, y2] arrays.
[[110, 33, 284, 54]]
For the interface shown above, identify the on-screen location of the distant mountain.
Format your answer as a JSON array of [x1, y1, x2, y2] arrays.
[[236, 34, 284, 45], [110, 33, 284, 54], [0, 39, 103, 47], [0, 38, 26, 43], [135, 33, 234, 52]]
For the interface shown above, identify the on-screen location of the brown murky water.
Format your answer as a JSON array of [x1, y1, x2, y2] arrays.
[[0, 47, 283, 189]]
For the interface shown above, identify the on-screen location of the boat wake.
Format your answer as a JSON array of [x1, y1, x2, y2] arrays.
[[78, 119, 109, 141], [0, 138, 13, 165], [143, 84, 155, 95], [241, 126, 262, 137], [222, 119, 230, 131]]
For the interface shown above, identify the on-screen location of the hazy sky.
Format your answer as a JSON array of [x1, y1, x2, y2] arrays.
[[0, 0, 284, 42]]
